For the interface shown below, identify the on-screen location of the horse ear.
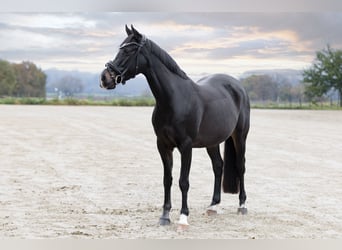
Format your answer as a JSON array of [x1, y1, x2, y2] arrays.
[[125, 24, 132, 35], [131, 25, 142, 40]]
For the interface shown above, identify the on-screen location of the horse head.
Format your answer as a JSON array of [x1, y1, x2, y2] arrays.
[[100, 25, 147, 89]]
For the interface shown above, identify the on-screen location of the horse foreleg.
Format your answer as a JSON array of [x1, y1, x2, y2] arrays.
[[177, 139, 192, 228], [157, 140, 173, 225]]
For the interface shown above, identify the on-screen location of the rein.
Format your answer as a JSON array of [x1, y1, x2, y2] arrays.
[[105, 35, 147, 85]]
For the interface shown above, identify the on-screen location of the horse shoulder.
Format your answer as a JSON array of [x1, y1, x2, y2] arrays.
[[152, 92, 203, 147]]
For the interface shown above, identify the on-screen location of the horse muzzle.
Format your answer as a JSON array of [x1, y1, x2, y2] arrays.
[[100, 69, 116, 89], [105, 61, 127, 85]]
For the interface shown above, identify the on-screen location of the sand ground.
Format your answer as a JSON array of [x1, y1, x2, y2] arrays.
[[0, 105, 341, 238]]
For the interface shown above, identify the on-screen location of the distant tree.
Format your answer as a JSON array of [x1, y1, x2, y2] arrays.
[[52, 75, 84, 97], [303, 45, 342, 107], [241, 74, 279, 102], [0, 59, 17, 96], [291, 84, 305, 106], [12, 61, 46, 98], [278, 79, 305, 105], [278, 81, 292, 102]]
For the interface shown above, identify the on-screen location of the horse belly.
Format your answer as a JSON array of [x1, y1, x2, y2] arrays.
[[193, 100, 239, 148]]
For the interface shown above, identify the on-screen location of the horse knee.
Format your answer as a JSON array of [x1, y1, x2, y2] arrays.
[[179, 179, 189, 192]]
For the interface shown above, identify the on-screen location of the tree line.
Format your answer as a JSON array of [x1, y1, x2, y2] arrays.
[[240, 45, 342, 107], [241, 74, 304, 105], [1, 45, 341, 106], [0, 60, 46, 98]]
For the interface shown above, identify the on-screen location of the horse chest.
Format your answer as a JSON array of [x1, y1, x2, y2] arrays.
[[152, 110, 193, 148], [156, 125, 178, 147]]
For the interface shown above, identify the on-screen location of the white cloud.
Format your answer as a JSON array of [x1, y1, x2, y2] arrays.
[[0, 13, 96, 29], [0, 12, 342, 76]]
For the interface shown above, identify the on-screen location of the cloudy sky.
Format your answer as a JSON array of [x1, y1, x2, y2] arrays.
[[1, 12, 342, 78]]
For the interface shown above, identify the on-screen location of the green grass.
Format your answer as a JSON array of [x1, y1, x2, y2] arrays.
[[0, 97, 156, 106], [251, 102, 342, 110], [0, 97, 46, 105], [1, 97, 341, 110]]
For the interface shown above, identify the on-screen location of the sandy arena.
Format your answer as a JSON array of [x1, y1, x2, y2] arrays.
[[0, 105, 341, 238]]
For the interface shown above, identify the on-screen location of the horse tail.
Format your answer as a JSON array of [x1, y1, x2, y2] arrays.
[[222, 136, 240, 193]]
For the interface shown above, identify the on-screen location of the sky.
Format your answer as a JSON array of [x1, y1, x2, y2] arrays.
[[1, 12, 342, 79]]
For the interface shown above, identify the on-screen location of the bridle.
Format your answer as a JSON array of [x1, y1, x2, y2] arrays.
[[105, 35, 147, 85]]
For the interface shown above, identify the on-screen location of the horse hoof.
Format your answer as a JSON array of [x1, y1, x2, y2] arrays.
[[237, 207, 248, 215], [176, 214, 189, 231], [177, 223, 189, 231], [206, 205, 218, 216], [206, 209, 218, 216], [159, 218, 171, 226]]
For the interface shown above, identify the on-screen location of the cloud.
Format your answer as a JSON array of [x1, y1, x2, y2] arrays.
[[0, 12, 342, 77]]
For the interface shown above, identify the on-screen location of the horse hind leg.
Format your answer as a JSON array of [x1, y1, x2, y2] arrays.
[[206, 145, 223, 215], [232, 131, 248, 215]]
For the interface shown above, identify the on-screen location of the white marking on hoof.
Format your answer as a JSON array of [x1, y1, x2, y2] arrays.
[[206, 205, 218, 215], [177, 214, 189, 226], [176, 214, 189, 231]]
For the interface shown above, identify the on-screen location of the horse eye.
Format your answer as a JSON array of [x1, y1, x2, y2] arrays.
[[125, 47, 136, 54]]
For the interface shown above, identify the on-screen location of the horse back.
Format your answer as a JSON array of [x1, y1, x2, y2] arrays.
[[196, 73, 248, 110]]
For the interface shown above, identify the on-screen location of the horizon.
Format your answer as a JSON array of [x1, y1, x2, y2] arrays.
[[42, 66, 304, 81]]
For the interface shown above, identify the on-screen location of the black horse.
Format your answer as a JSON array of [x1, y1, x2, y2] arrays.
[[100, 25, 250, 227]]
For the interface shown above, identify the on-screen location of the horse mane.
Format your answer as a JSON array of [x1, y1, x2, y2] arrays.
[[147, 39, 189, 80]]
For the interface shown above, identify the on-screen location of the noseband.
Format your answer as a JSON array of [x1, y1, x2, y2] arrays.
[[105, 35, 147, 85]]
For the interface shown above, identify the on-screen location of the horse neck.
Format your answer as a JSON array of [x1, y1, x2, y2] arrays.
[[142, 53, 195, 108]]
